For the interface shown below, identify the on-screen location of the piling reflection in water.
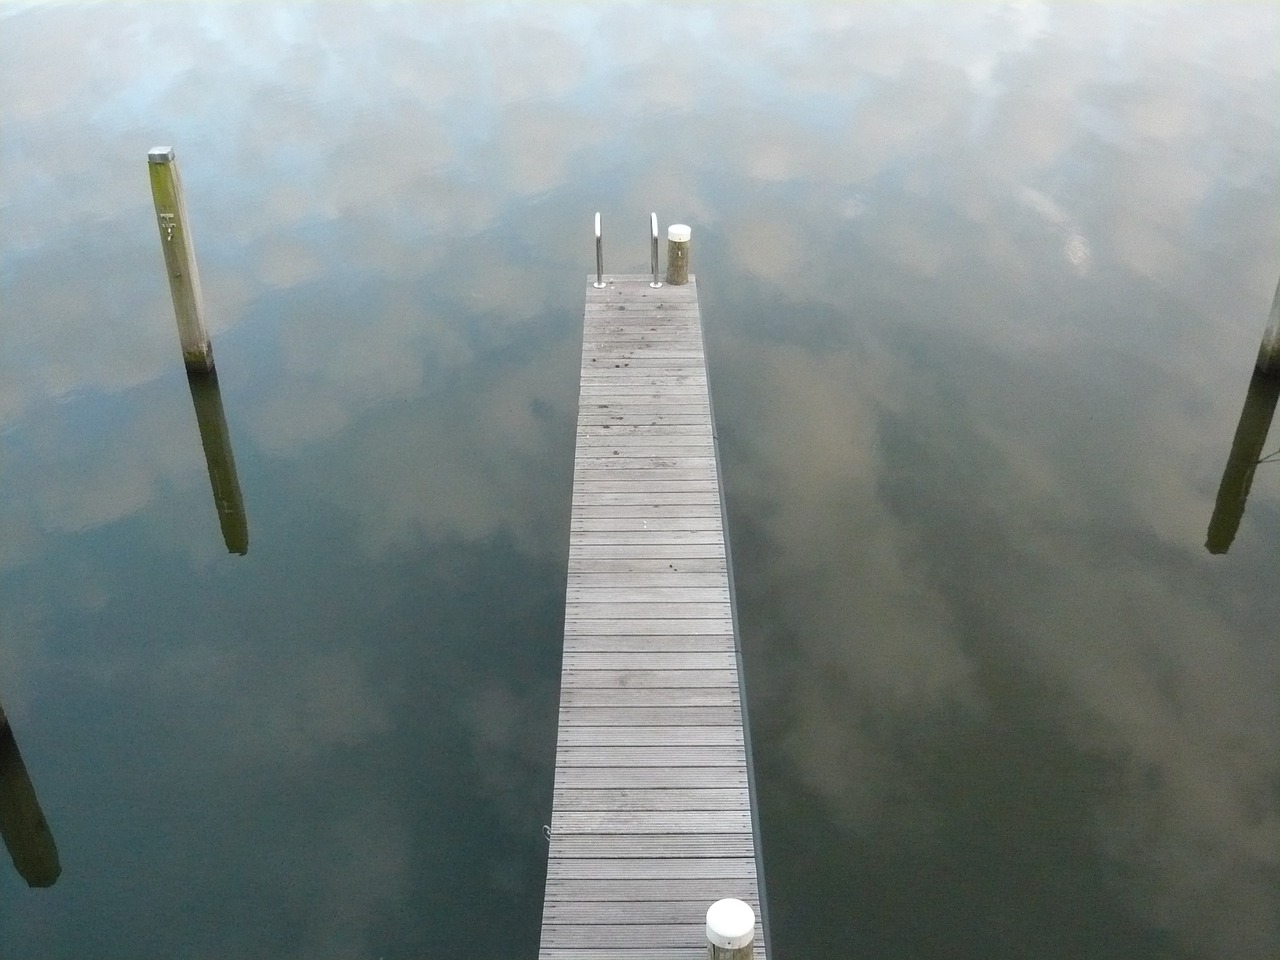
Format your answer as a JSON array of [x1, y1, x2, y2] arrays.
[[0, 702, 61, 888], [1206, 369, 1280, 554], [187, 370, 249, 555]]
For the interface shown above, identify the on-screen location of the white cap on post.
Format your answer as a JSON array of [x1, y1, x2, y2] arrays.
[[668, 223, 692, 242], [707, 898, 755, 950]]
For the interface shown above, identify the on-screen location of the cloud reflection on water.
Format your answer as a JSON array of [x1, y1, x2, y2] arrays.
[[0, 2, 1277, 959]]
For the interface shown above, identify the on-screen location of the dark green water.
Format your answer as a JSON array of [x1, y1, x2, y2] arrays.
[[1, 4, 1277, 958]]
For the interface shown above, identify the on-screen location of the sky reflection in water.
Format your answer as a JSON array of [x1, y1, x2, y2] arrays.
[[0, 4, 1277, 959]]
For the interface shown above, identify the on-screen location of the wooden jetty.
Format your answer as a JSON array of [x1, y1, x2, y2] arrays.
[[539, 275, 767, 958]]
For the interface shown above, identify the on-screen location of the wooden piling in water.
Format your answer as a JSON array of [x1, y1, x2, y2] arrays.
[[0, 702, 61, 888], [1206, 369, 1280, 554], [1257, 275, 1280, 375], [148, 147, 214, 373]]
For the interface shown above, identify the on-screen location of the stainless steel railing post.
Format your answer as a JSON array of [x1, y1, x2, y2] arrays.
[[594, 212, 606, 288], [650, 212, 662, 287]]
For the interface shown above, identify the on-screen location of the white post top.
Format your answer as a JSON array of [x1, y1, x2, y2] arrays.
[[706, 898, 755, 949], [595, 211, 601, 238], [668, 223, 691, 242], [148, 146, 176, 164]]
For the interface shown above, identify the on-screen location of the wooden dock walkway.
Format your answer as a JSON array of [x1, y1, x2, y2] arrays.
[[539, 275, 767, 959]]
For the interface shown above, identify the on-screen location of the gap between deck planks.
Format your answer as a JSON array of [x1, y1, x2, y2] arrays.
[[539, 276, 766, 960]]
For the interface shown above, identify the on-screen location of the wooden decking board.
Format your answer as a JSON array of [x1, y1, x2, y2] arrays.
[[559, 669, 738, 689], [567, 534, 726, 548], [563, 600, 731, 617], [553, 810, 753, 834], [566, 559, 727, 574], [574, 446, 718, 458], [562, 652, 739, 671], [575, 413, 710, 422], [572, 507, 724, 520], [568, 559, 728, 574], [556, 726, 744, 746], [572, 471, 723, 483], [578, 423, 712, 433], [566, 578, 727, 591], [572, 519, 726, 533], [566, 586, 730, 600], [556, 706, 742, 725], [547, 855, 757, 879], [562, 620, 733, 636], [550, 833, 755, 857], [552, 767, 748, 790], [570, 497, 720, 507], [564, 638, 738, 655], [541, 925, 762, 949], [561, 688, 741, 708], [552, 787, 749, 809], [542, 277, 765, 960], [545, 898, 758, 922], [575, 442, 715, 452], [571, 484, 721, 497], [545, 877, 756, 899]]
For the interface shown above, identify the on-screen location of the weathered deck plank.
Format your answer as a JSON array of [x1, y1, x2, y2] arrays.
[[541, 276, 765, 960]]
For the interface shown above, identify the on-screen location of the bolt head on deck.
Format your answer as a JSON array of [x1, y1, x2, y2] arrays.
[[148, 146, 176, 164], [707, 898, 755, 949]]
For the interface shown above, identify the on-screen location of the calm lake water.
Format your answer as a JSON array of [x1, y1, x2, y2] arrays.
[[2, 4, 1277, 959]]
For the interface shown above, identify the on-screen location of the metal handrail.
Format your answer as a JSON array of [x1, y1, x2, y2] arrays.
[[650, 212, 662, 287]]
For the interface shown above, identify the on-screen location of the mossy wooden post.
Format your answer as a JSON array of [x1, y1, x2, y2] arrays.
[[148, 147, 213, 373], [706, 898, 755, 960], [667, 223, 691, 285], [1257, 274, 1280, 375]]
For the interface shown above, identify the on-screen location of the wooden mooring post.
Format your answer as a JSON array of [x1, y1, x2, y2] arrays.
[[1205, 368, 1280, 554], [667, 223, 691, 285], [707, 898, 756, 959], [0, 701, 61, 888], [148, 147, 214, 373]]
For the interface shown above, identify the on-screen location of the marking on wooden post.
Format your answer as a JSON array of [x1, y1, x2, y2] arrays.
[[148, 147, 213, 373], [707, 898, 755, 960], [667, 223, 691, 285]]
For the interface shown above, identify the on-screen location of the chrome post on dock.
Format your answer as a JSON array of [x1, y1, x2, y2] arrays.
[[649, 212, 662, 287], [593, 212, 605, 288]]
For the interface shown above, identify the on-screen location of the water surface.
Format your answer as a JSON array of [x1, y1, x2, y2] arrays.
[[1, 4, 1277, 959]]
